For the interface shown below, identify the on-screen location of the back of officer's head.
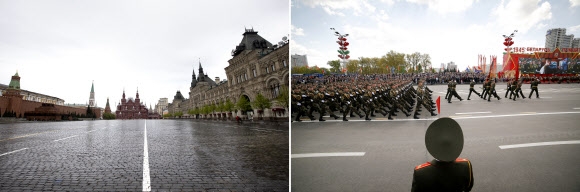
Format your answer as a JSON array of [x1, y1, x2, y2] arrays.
[[425, 117, 464, 162]]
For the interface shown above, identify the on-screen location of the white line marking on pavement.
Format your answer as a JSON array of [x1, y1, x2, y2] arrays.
[[87, 130, 97, 133], [499, 140, 580, 149], [0, 148, 28, 157], [292, 152, 366, 158], [449, 115, 472, 118], [142, 121, 151, 192], [53, 135, 78, 142], [455, 112, 491, 115], [573, 108, 580, 110], [295, 111, 580, 122], [452, 111, 580, 120]]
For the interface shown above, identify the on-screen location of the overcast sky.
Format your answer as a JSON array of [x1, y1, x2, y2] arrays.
[[0, 0, 289, 109], [291, 0, 580, 70]]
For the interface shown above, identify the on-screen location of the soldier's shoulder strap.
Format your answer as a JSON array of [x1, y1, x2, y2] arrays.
[[414, 162, 432, 170]]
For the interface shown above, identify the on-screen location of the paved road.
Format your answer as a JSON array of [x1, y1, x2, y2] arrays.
[[0, 119, 288, 191], [292, 83, 580, 191]]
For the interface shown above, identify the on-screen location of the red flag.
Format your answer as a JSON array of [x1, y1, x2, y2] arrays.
[[436, 96, 440, 114]]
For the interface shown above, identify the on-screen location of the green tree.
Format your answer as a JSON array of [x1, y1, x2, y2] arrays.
[[174, 111, 183, 118], [103, 113, 116, 120], [217, 102, 225, 112], [224, 99, 234, 113], [251, 93, 271, 119], [406, 52, 421, 73], [276, 85, 289, 110], [236, 95, 252, 115], [327, 60, 341, 73], [420, 53, 432, 72], [163, 113, 172, 118], [346, 59, 360, 74]]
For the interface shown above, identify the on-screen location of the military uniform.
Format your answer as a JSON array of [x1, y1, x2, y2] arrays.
[[467, 81, 480, 100], [513, 80, 526, 100], [487, 80, 501, 101], [412, 158, 474, 192], [412, 117, 474, 192], [447, 81, 463, 103], [528, 79, 540, 98], [504, 80, 512, 98], [481, 80, 490, 100]]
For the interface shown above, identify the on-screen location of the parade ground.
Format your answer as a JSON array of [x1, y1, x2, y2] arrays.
[[292, 83, 580, 191], [0, 119, 288, 191]]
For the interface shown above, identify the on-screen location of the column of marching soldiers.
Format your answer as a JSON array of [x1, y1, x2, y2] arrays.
[[291, 75, 541, 122]]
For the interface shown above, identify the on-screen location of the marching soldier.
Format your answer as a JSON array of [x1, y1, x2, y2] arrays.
[[481, 78, 490, 100], [467, 79, 481, 100], [445, 80, 452, 100], [340, 87, 352, 121], [487, 79, 501, 102], [504, 79, 513, 99], [513, 79, 526, 100], [509, 79, 518, 100], [448, 80, 463, 103], [529, 78, 540, 99]]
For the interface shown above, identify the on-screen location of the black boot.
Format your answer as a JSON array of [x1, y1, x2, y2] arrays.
[[343, 117, 348, 121], [413, 115, 420, 119], [319, 118, 326, 122]]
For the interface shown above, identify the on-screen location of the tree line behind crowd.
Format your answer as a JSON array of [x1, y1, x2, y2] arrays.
[[292, 50, 436, 74]]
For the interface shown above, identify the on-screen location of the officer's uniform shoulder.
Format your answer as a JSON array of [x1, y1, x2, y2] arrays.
[[414, 162, 432, 170]]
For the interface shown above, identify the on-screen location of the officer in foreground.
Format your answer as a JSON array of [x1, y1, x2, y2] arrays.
[[412, 117, 474, 191]]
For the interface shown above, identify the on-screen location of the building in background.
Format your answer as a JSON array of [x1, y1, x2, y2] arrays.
[[155, 98, 168, 115], [291, 54, 308, 67], [446, 62, 457, 71], [1, 71, 91, 118], [572, 38, 580, 48], [104, 97, 111, 114], [0, 72, 65, 105], [115, 90, 149, 119], [89, 81, 96, 107], [167, 28, 289, 119], [545, 28, 578, 50]]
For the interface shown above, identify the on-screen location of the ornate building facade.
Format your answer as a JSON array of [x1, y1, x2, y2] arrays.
[[167, 28, 289, 118], [115, 90, 149, 119]]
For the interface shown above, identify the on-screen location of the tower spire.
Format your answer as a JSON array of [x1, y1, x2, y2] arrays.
[[89, 81, 95, 107], [198, 59, 205, 82]]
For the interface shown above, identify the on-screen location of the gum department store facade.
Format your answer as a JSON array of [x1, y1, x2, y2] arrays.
[[167, 29, 289, 118]]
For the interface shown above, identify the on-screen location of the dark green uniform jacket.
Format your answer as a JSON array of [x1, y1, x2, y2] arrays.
[[412, 158, 474, 192]]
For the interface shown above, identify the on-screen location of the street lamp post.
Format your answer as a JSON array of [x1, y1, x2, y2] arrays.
[[503, 30, 518, 80], [331, 28, 350, 74]]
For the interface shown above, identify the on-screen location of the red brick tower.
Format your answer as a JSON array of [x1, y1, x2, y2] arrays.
[[4, 71, 23, 117]]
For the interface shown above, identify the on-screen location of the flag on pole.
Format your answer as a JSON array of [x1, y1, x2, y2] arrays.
[[436, 96, 441, 114]]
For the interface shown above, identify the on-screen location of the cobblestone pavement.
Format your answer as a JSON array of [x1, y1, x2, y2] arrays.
[[0, 119, 288, 191]]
